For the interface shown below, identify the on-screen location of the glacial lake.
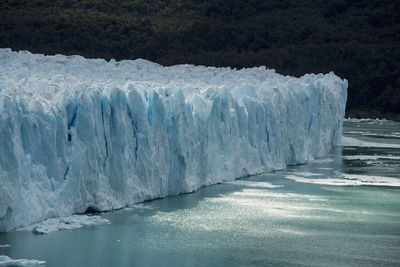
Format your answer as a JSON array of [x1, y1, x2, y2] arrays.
[[1, 120, 400, 266]]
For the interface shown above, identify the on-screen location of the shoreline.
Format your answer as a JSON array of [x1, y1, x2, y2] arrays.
[[345, 109, 400, 122]]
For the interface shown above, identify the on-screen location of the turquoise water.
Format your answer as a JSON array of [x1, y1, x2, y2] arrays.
[[1, 121, 400, 266]]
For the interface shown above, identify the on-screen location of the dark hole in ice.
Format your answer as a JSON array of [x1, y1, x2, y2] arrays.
[[85, 206, 100, 213]]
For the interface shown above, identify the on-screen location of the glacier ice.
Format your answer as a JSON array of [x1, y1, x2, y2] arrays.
[[0, 49, 347, 232]]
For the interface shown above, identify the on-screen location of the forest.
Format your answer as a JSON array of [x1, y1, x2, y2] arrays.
[[1, 0, 399, 116]]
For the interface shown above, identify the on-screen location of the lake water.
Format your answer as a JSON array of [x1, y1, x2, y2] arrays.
[[1, 120, 399, 266]]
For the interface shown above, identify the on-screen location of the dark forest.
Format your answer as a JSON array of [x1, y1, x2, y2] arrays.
[[1, 0, 399, 117]]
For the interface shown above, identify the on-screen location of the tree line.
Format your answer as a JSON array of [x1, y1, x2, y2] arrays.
[[1, 0, 399, 115]]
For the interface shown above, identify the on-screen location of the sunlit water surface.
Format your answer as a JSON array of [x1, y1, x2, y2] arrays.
[[1, 121, 400, 266]]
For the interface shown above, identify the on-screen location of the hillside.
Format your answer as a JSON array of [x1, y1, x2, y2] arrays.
[[0, 0, 399, 117]]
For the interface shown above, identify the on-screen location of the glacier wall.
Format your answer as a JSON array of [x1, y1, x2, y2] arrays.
[[0, 49, 347, 232]]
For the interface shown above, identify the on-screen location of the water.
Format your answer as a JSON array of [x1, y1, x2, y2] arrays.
[[1, 121, 400, 266]]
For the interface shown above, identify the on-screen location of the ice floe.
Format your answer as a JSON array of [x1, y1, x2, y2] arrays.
[[0, 255, 45, 266], [225, 180, 283, 188], [344, 118, 388, 123], [342, 155, 400, 161], [285, 174, 400, 187], [341, 136, 400, 148], [19, 215, 110, 234]]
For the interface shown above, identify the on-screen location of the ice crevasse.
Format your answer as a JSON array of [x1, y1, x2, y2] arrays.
[[0, 49, 347, 231]]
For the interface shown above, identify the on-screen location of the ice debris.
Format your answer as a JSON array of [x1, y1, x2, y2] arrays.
[[19, 215, 110, 234], [226, 180, 283, 188], [344, 117, 388, 123], [0, 255, 45, 266], [285, 173, 400, 187], [341, 136, 400, 148]]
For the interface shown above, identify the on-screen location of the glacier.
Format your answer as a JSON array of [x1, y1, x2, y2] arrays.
[[0, 48, 347, 232]]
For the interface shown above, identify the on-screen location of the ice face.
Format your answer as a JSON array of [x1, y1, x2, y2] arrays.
[[0, 49, 347, 232]]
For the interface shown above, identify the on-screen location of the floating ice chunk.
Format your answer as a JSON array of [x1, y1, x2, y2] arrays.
[[341, 136, 400, 148], [0, 255, 45, 266], [346, 131, 400, 138], [342, 155, 400, 161], [285, 174, 400, 187], [310, 158, 335, 163], [290, 172, 323, 177], [226, 180, 283, 188], [19, 215, 110, 234], [343, 117, 388, 123], [362, 133, 400, 138], [342, 174, 400, 186]]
